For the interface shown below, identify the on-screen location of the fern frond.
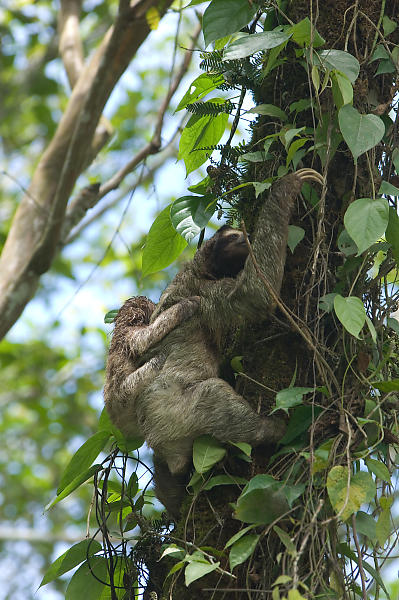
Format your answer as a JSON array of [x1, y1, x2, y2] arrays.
[[186, 101, 235, 116]]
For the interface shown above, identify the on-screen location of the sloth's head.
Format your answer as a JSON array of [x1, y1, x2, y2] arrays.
[[210, 225, 249, 279]]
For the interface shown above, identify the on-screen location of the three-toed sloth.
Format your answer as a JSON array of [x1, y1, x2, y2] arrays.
[[104, 169, 323, 515]]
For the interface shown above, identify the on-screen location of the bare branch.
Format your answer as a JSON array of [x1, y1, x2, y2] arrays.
[[60, 24, 200, 242], [58, 0, 114, 163], [59, 0, 84, 86], [62, 145, 176, 245], [0, 0, 175, 339]]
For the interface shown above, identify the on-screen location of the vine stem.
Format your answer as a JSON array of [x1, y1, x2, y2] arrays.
[[352, 513, 368, 600], [240, 220, 340, 395]]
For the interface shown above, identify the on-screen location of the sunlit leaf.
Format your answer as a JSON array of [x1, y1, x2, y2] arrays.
[[170, 195, 215, 241], [344, 197, 389, 254], [178, 99, 229, 174], [223, 30, 291, 61], [176, 74, 224, 111], [185, 558, 219, 586], [142, 204, 187, 276]]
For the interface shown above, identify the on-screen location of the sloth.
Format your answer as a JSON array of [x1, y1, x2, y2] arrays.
[[104, 295, 200, 438], [105, 168, 323, 514]]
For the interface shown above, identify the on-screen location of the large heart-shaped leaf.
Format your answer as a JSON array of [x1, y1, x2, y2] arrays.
[[344, 197, 389, 254], [327, 466, 376, 521], [334, 294, 366, 339], [315, 49, 360, 83], [338, 105, 384, 162]]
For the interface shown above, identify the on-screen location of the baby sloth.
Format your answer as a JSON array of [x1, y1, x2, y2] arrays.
[[104, 295, 200, 437], [105, 169, 323, 515]]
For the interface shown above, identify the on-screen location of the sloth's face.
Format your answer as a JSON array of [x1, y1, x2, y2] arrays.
[[212, 227, 249, 278]]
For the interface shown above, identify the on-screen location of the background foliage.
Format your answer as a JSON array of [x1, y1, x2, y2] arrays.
[[1, 1, 399, 599]]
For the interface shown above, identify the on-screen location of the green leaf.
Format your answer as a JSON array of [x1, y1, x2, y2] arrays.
[[235, 475, 289, 524], [344, 197, 389, 254], [333, 295, 366, 339], [188, 176, 212, 195], [170, 195, 215, 241], [247, 104, 287, 120], [365, 458, 391, 483], [379, 180, 399, 196], [312, 438, 335, 474], [202, 0, 257, 47], [47, 464, 102, 509], [372, 378, 399, 392], [40, 540, 102, 587], [355, 511, 376, 540], [252, 181, 272, 198], [203, 474, 247, 491], [337, 228, 358, 256], [225, 524, 256, 549], [365, 315, 377, 344], [387, 317, 399, 334], [383, 15, 397, 36], [240, 151, 270, 163], [376, 504, 391, 547], [375, 59, 396, 75], [178, 99, 229, 175], [57, 431, 111, 495], [193, 435, 226, 474], [223, 30, 292, 61], [66, 556, 108, 600], [271, 387, 313, 415], [229, 534, 259, 570], [327, 466, 376, 521], [286, 138, 308, 167], [230, 441, 252, 456], [288, 17, 325, 47], [283, 483, 306, 508], [176, 73, 224, 111], [280, 405, 322, 445], [386, 206, 399, 263], [104, 309, 118, 324], [273, 575, 293, 586], [318, 293, 337, 312], [273, 525, 296, 555], [185, 559, 219, 586], [98, 408, 114, 433], [331, 70, 353, 108], [160, 544, 185, 560], [142, 204, 187, 276], [314, 49, 360, 83], [338, 105, 384, 162]]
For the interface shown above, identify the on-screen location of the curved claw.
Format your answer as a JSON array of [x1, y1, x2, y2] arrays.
[[295, 168, 324, 186]]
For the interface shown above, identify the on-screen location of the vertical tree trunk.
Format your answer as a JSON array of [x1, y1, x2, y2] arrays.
[[149, 2, 399, 598]]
